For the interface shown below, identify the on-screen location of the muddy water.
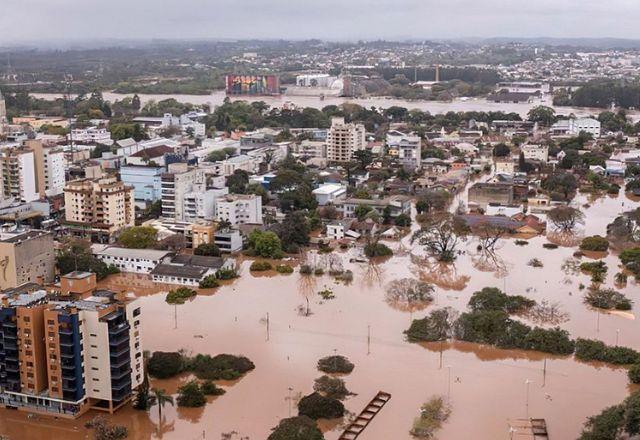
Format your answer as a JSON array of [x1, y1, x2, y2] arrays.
[[30, 92, 634, 119], [0, 193, 638, 440]]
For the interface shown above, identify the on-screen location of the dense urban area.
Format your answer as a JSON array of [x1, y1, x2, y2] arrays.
[[0, 38, 639, 440]]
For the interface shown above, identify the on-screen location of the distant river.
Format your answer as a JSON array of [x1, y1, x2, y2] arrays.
[[31, 90, 637, 119]]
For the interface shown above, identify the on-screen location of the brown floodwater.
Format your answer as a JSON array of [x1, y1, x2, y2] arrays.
[[0, 192, 638, 440]]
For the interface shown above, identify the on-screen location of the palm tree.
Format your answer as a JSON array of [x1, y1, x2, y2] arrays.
[[149, 388, 174, 424]]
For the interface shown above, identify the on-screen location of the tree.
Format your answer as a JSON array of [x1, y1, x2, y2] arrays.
[[273, 211, 310, 252], [468, 287, 535, 314], [313, 376, 350, 400], [492, 143, 510, 157], [394, 213, 411, 227], [317, 355, 354, 374], [248, 230, 284, 258], [354, 204, 373, 221], [412, 213, 466, 262], [548, 206, 585, 232], [541, 172, 578, 201], [385, 279, 434, 313], [194, 243, 221, 257], [177, 380, 206, 407], [527, 105, 556, 126], [85, 417, 128, 440], [117, 226, 158, 249], [226, 169, 249, 193], [267, 416, 325, 440], [580, 236, 610, 252], [147, 351, 184, 379], [353, 149, 374, 170], [149, 388, 174, 425], [620, 247, 640, 279], [56, 239, 119, 280], [404, 308, 458, 342], [415, 190, 450, 214], [297, 392, 345, 420]]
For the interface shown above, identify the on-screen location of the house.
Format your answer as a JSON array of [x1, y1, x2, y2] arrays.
[[151, 254, 234, 286], [326, 219, 354, 241], [495, 160, 516, 175], [338, 195, 411, 219], [312, 183, 347, 206], [521, 144, 549, 163], [551, 118, 601, 138], [125, 145, 175, 167], [511, 213, 546, 234]]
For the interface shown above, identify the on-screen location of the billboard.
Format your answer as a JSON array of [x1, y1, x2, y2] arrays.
[[225, 75, 281, 96]]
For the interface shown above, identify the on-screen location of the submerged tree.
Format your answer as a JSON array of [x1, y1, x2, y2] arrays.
[[548, 206, 585, 232], [385, 278, 435, 313], [412, 213, 467, 262]]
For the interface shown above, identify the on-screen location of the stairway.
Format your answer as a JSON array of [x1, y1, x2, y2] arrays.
[[338, 391, 391, 440]]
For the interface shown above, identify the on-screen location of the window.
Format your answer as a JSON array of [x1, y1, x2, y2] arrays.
[[91, 367, 99, 371]]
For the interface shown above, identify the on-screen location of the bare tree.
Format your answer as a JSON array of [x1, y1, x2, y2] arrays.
[[385, 278, 435, 313], [474, 223, 509, 252], [412, 213, 467, 262], [548, 206, 585, 232]]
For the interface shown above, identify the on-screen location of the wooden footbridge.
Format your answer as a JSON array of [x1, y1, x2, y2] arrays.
[[338, 391, 391, 440]]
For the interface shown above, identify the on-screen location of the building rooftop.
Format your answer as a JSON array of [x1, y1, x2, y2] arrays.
[[91, 244, 173, 261]]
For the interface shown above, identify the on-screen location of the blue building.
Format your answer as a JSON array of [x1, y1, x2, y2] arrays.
[[120, 165, 164, 207]]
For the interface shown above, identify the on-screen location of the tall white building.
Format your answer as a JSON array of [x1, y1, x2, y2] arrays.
[[0, 90, 6, 122], [69, 127, 113, 144], [43, 146, 65, 196], [161, 163, 207, 221], [521, 144, 549, 163], [0, 147, 39, 203], [184, 188, 229, 222], [215, 194, 263, 226], [326, 117, 366, 163]]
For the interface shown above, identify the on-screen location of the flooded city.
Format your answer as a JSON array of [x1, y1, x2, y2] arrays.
[[0, 188, 634, 440]]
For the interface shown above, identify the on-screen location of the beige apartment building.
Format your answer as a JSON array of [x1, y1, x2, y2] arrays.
[[64, 176, 135, 242], [326, 117, 366, 163], [0, 228, 55, 290]]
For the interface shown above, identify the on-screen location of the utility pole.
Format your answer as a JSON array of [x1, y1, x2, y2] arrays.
[[266, 312, 270, 341], [367, 325, 371, 355]]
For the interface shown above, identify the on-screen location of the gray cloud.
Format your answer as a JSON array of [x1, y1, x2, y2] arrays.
[[1, 0, 639, 43]]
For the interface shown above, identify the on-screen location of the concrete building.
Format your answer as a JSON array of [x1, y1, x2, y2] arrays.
[[63, 176, 135, 242], [495, 160, 516, 175], [391, 133, 422, 171], [215, 194, 262, 226], [25, 140, 66, 197], [326, 117, 366, 163], [468, 182, 514, 209], [119, 165, 164, 207], [521, 144, 549, 163], [0, 91, 6, 122], [0, 281, 143, 417], [295, 140, 326, 159], [151, 255, 234, 286], [296, 74, 338, 87], [69, 127, 113, 145], [91, 245, 172, 274], [551, 118, 601, 138], [184, 188, 229, 222], [214, 229, 243, 253], [338, 195, 411, 219], [160, 163, 207, 221], [0, 147, 38, 203], [0, 227, 55, 290], [312, 183, 347, 206]]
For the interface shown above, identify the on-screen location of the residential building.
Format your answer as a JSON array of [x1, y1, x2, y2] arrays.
[[0, 91, 6, 122], [0, 147, 38, 203], [69, 127, 113, 145], [338, 195, 411, 219], [295, 140, 327, 159], [312, 183, 347, 206], [151, 255, 234, 286], [326, 117, 366, 163], [214, 229, 243, 253], [326, 219, 355, 241], [184, 188, 229, 222], [91, 245, 172, 274], [191, 223, 216, 249], [25, 140, 66, 197], [0, 282, 143, 417], [160, 163, 207, 221], [396, 134, 422, 170], [521, 144, 549, 163], [0, 227, 55, 290], [63, 176, 135, 242], [125, 145, 175, 167], [495, 159, 516, 175], [119, 165, 164, 207], [215, 194, 263, 226], [551, 118, 601, 138]]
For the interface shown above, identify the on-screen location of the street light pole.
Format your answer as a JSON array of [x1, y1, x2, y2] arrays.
[[447, 365, 452, 403], [525, 379, 531, 418]]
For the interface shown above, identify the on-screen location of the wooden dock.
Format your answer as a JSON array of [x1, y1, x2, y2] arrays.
[[338, 391, 391, 440], [508, 418, 549, 439]]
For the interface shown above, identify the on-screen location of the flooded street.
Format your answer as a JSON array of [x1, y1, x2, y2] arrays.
[[31, 91, 638, 119], [0, 192, 638, 440]]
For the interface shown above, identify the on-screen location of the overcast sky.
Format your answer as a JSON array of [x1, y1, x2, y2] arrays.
[[2, 0, 640, 44]]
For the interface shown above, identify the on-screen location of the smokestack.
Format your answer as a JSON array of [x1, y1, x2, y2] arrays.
[[435, 64, 440, 83]]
